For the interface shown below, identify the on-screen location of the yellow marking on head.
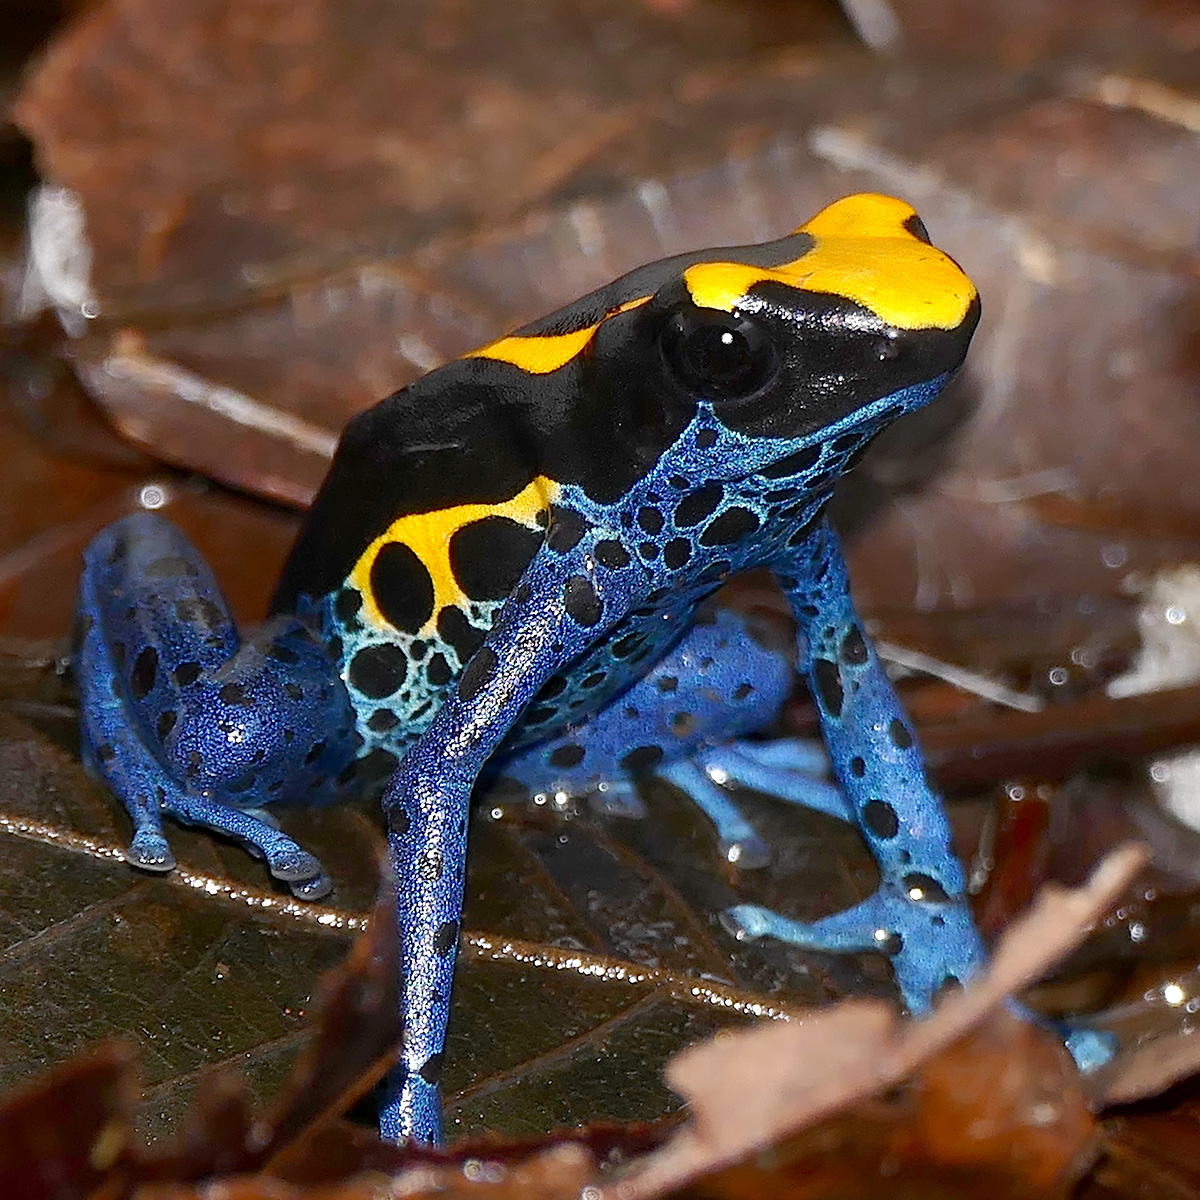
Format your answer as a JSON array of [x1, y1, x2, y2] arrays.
[[350, 476, 558, 634], [683, 194, 975, 331], [468, 295, 651, 374]]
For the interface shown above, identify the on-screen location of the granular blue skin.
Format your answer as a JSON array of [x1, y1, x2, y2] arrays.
[[74, 195, 1000, 1144]]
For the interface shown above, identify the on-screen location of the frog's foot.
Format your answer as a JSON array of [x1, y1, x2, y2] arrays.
[[496, 607, 799, 863], [723, 881, 985, 1014], [657, 738, 848, 868], [75, 512, 354, 900]]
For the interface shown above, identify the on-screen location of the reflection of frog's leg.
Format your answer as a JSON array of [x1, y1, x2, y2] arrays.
[[496, 608, 849, 866], [75, 513, 357, 898]]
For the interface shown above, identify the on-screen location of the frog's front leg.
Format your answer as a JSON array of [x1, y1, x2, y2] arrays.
[[725, 518, 987, 1012], [379, 541, 644, 1144], [75, 513, 357, 897]]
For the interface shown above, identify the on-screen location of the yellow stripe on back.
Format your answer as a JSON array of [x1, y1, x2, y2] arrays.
[[351, 476, 559, 634], [468, 295, 652, 374], [683, 194, 975, 331]]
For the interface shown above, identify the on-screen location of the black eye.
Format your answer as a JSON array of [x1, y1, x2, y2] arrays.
[[661, 307, 779, 401]]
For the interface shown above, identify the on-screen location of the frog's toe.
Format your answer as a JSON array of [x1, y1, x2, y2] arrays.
[[125, 831, 176, 873], [265, 846, 325, 883], [288, 871, 333, 901]]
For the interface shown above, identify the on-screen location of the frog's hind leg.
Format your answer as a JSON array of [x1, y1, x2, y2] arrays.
[[75, 512, 357, 898], [496, 608, 845, 866]]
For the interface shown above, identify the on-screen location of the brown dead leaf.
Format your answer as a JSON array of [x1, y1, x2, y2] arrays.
[[613, 844, 1148, 1199]]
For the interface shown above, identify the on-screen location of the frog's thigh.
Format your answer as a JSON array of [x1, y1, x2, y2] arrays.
[[495, 608, 843, 864], [76, 513, 354, 897]]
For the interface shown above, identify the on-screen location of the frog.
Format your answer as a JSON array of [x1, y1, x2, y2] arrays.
[[75, 193, 990, 1145]]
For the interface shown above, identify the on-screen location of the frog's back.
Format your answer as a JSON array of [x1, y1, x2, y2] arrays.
[[273, 229, 818, 615]]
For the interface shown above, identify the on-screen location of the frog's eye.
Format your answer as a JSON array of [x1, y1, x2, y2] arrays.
[[660, 307, 780, 402]]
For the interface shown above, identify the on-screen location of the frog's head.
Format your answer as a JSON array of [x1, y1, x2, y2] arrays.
[[654, 193, 980, 450]]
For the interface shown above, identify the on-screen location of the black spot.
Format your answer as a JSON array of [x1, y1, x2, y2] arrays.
[[144, 555, 197, 578], [186, 750, 202, 779], [371, 542, 435, 634], [672, 712, 695, 736], [662, 539, 691, 569], [549, 744, 585, 768], [849, 756, 866, 777], [862, 800, 899, 839], [760, 445, 821, 479], [219, 682, 249, 705], [419, 1053, 444, 1085], [674, 483, 724, 528], [368, 708, 400, 733], [348, 644, 409, 698], [410, 640, 428, 660], [458, 645, 498, 701], [359, 747, 399, 781], [106, 539, 127, 566], [437, 606, 485, 664], [795, 603, 819, 620], [696, 560, 731, 585], [624, 705, 640, 719], [304, 739, 328, 766], [839, 625, 868, 666], [96, 743, 116, 763], [541, 675, 567, 698], [112, 642, 127, 671], [327, 636, 343, 662], [637, 507, 664, 534], [228, 770, 257, 794], [612, 633, 644, 659], [832, 433, 861, 454], [638, 542, 659, 560], [175, 597, 223, 627], [903, 872, 949, 902], [129, 646, 158, 699], [656, 675, 678, 693], [700, 508, 760, 546], [695, 428, 718, 448], [267, 642, 300, 665], [877, 931, 904, 956], [449, 517, 542, 600], [889, 719, 913, 750], [812, 658, 843, 717], [156, 710, 177, 741], [387, 806, 409, 836], [595, 540, 630, 570], [669, 475, 688, 489], [426, 653, 452, 687], [285, 682, 304, 701], [434, 920, 459, 956], [903, 213, 932, 243], [547, 507, 587, 553], [786, 515, 822, 549], [621, 745, 664, 773], [563, 576, 602, 626], [334, 588, 363, 628], [284, 729, 297, 744], [733, 683, 754, 700], [525, 704, 558, 724], [582, 671, 606, 688]]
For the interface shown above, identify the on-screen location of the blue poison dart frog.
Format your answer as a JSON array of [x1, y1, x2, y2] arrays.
[[77, 193, 1007, 1143]]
